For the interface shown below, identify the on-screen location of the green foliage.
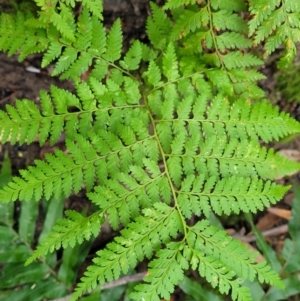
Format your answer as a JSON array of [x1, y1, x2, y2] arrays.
[[0, 1, 300, 301], [0, 155, 95, 300], [248, 0, 300, 67], [276, 61, 300, 103], [243, 185, 300, 301]]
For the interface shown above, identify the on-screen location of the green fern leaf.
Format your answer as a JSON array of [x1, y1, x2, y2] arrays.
[[50, 10, 75, 42], [102, 19, 122, 62], [210, 0, 246, 12], [90, 16, 106, 55], [42, 42, 63, 67], [248, 0, 300, 66], [147, 2, 172, 49], [212, 10, 248, 33], [51, 47, 78, 76], [162, 43, 180, 80], [222, 52, 263, 69], [70, 204, 181, 301], [164, 0, 197, 9], [145, 61, 162, 87], [81, 0, 103, 20], [216, 32, 252, 51], [170, 9, 210, 40], [25, 211, 103, 265], [120, 40, 142, 71], [131, 242, 188, 301]]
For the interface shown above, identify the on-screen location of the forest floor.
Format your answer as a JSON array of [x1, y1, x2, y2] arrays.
[[1, 1, 300, 300]]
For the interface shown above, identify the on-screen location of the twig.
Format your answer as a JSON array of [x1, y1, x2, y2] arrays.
[[49, 272, 147, 301], [0, 91, 19, 104], [101, 272, 147, 290], [233, 224, 288, 242]]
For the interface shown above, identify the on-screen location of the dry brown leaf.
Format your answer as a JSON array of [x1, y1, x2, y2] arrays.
[[254, 212, 281, 232], [267, 207, 291, 220], [279, 149, 300, 161]]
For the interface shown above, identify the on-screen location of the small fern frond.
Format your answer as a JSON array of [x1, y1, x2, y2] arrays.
[[0, 11, 26, 56], [0, 12, 48, 60], [163, 0, 198, 9], [221, 52, 263, 70], [34, 0, 103, 40], [0, 75, 145, 146], [102, 19, 123, 62], [131, 242, 188, 301], [248, 0, 300, 66], [25, 211, 103, 265], [184, 220, 283, 300], [49, 7, 76, 42], [0, 123, 156, 203], [185, 246, 253, 301], [164, 2, 264, 99], [146, 2, 173, 50], [150, 90, 300, 143], [189, 220, 284, 287], [0, 9, 126, 80], [177, 177, 289, 217], [81, 0, 103, 20], [70, 203, 182, 301]]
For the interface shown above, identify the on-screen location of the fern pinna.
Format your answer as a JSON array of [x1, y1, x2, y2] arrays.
[[0, 0, 300, 300]]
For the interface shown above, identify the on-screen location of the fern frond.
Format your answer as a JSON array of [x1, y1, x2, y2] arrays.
[[25, 211, 103, 265], [49, 8, 75, 42], [164, 0, 198, 9], [170, 9, 210, 41], [1, 2, 300, 301], [120, 40, 142, 71], [166, 3, 264, 99], [151, 90, 300, 143], [81, 0, 103, 20], [131, 241, 188, 301], [70, 203, 182, 301], [216, 32, 252, 51], [0, 12, 48, 59], [221, 52, 263, 69], [0, 75, 146, 146], [189, 221, 284, 287], [248, 0, 300, 66], [147, 2, 173, 49], [102, 19, 123, 62], [0, 9, 126, 80], [212, 10, 248, 33], [184, 220, 283, 300], [0, 121, 156, 203], [177, 176, 289, 217]]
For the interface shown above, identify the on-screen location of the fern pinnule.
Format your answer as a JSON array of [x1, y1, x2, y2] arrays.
[[102, 18, 123, 62], [120, 40, 143, 71]]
